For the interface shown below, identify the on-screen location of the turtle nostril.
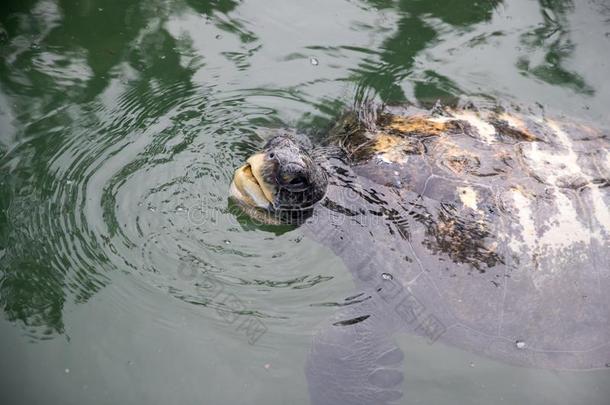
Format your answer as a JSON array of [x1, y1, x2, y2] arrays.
[[276, 160, 308, 188], [289, 176, 306, 186]]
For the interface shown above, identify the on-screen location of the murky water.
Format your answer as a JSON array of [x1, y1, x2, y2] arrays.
[[1, 0, 609, 404]]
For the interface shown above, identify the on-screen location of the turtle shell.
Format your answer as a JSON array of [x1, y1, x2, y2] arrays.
[[307, 105, 610, 374]]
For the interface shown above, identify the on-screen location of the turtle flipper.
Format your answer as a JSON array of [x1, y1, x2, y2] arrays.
[[306, 301, 405, 405]]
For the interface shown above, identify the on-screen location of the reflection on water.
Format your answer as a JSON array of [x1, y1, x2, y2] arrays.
[[518, 0, 593, 94], [0, 0, 609, 403], [353, 0, 501, 103]]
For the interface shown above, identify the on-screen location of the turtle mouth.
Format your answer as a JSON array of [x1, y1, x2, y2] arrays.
[[230, 153, 277, 211]]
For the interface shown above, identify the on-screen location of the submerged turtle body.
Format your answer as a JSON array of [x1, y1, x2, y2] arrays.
[[230, 105, 610, 404]]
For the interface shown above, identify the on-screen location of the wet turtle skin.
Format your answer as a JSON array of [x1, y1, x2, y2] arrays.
[[302, 105, 609, 404]]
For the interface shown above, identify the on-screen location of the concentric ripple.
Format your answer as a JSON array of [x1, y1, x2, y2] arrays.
[[1, 71, 350, 339]]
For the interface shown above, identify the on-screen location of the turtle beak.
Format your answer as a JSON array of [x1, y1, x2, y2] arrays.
[[230, 152, 277, 210]]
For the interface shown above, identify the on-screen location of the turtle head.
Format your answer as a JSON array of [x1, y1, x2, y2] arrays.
[[230, 132, 328, 224]]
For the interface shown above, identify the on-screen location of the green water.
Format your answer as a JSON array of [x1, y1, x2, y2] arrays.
[[1, 0, 609, 404]]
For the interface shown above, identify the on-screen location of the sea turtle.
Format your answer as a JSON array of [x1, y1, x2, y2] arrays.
[[229, 103, 610, 404]]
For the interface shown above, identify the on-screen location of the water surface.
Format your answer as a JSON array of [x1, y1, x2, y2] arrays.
[[1, 0, 609, 404]]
